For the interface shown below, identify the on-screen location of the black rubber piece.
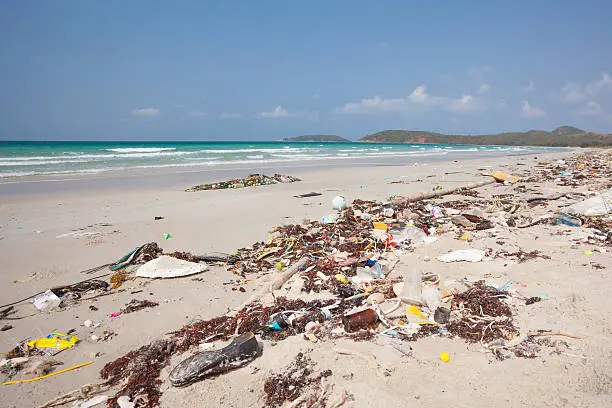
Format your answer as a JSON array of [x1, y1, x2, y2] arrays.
[[169, 332, 260, 387]]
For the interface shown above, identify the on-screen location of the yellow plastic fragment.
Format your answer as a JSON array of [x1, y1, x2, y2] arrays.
[[26, 332, 79, 351], [335, 274, 349, 284], [490, 171, 520, 184], [406, 305, 425, 319], [373, 222, 388, 231]]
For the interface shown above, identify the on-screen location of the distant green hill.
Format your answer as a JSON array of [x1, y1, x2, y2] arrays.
[[359, 126, 611, 147], [281, 134, 351, 142], [553, 126, 584, 136]]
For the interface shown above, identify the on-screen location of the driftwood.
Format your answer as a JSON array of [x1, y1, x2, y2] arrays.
[[37, 382, 111, 408], [40, 387, 109, 407], [526, 194, 568, 203], [516, 216, 551, 229], [270, 257, 310, 292], [196, 252, 239, 264], [396, 179, 495, 204]]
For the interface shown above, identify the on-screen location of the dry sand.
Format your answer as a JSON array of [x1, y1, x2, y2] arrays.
[[0, 150, 610, 407]]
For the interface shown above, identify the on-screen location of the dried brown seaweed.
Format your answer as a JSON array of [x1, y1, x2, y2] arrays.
[[263, 352, 332, 407], [447, 281, 518, 344], [121, 299, 159, 314], [166, 251, 201, 263], [496, 249, 551, 263], [100, 339, 173, 407]]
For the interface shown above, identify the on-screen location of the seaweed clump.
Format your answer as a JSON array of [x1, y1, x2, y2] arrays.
[[447, 281, 518, 344], [263, 352, 332, 407]]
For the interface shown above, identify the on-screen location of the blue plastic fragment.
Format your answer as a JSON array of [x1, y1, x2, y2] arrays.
[[269, 322, 282, 331]]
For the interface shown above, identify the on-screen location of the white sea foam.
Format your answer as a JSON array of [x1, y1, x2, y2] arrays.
[[0, 142, 552, 179], [105, 147, 176, 153], [0, 151, 195, 162], [0, 159, 90, 166], [0, 168, 107, 178], [200, 147, 313, 154]]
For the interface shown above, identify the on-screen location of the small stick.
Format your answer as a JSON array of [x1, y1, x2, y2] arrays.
[[270, 256, 309, 292], [396, 179, 495, 204], [528, 331, 583, 339], [234, 318, 243, 336]]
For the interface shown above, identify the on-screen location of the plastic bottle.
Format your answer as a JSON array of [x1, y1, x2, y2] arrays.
[[552, 213, 582, 227], [394, 226, 427, 244], [422, 286, 441, 311], [332, 196, 348, 210], [399, 268, 423, 305]]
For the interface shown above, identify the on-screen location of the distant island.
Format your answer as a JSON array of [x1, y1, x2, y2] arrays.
[[281, 134, 351, 142], [281, 127, 611, 147], [358, 126, 611, 147]]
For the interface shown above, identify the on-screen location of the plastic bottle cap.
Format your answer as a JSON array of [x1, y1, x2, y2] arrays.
[[440, 352, 451, 363]]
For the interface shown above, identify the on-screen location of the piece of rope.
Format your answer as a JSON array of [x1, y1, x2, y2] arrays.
[[2, 361, 92, 385]]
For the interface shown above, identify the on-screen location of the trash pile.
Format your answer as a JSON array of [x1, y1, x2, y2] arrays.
[[31, 280, 109, 312], [99, 297, 341, 407], [186, 174, 301, 192], [92, 153, 612, 405], [230, 196, 467, 284], [523, 151, 612, 190]]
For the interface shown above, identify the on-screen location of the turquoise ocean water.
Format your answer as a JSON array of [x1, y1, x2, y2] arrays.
[[0, 141, 550, 178]]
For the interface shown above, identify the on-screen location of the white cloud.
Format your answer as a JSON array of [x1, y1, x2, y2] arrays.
[[521, 101, 545, 118], [258, 106, 318, 120], [562, 72, 612, 103], [409, 86, 443, 106], [562, 83, 587, 103], [339, 96, 403, 114], [131, 108, 160, 117], [477, 83, 490, 94], [189, 110, 208, 117], [580, 101, 601, 116], [449, 95, 478, 112], [585, 72, 612, 97], [259, 105, 291, 118], [218, 112, 241, 119], [521, 80, 535, 93], [336, 85, 492, 115]]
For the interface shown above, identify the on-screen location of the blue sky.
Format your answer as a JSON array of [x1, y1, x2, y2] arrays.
[[1, 1, 612, 141]]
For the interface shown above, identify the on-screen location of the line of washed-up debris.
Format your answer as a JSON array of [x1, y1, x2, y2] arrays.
[[186, 173, 301, 192], [1, 151, 610, 407]]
